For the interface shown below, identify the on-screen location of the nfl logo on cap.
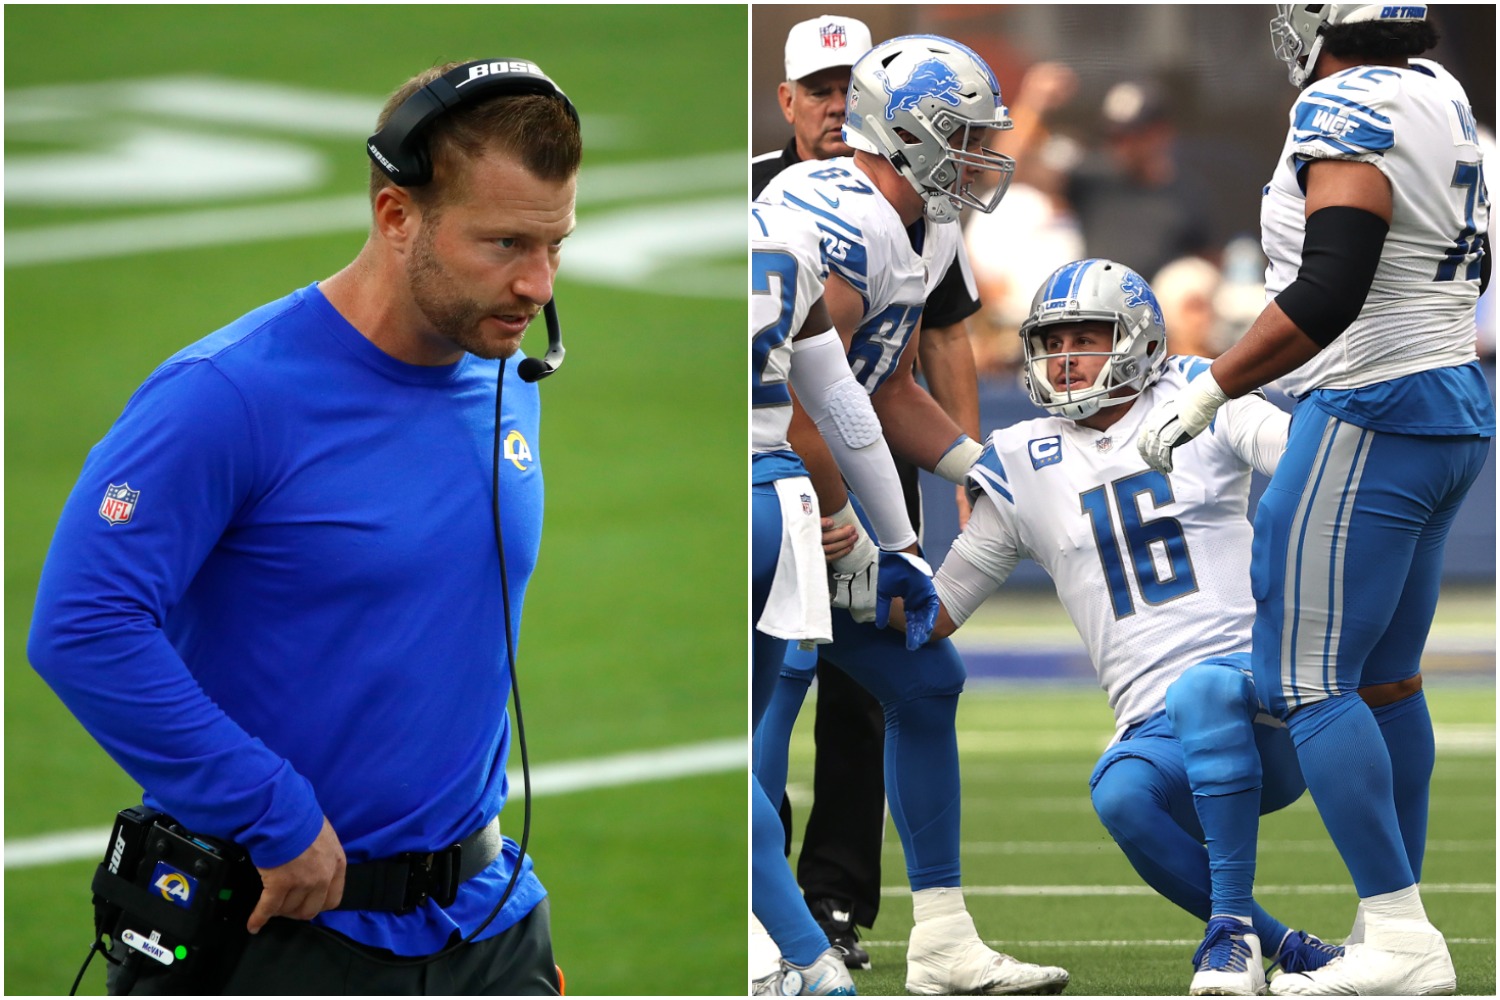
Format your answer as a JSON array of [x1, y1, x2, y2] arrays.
[[99, 483, 140, 525], [820, 22, 847, 49]]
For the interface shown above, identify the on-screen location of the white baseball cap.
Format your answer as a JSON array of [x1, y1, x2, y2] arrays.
[[784, 14, 873, 83]]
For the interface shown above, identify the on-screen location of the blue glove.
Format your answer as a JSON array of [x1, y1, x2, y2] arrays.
[[875, 551, 939, 651]]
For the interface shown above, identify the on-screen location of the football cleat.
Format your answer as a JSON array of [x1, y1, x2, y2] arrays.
[[783, 947, 858, 996], [1268, 920, 1455, 996], [906, 910, 1069, 995], [1188, 916, 1265, 996], [809, 898, 872, 971], [1271, 929, 1344, 976]]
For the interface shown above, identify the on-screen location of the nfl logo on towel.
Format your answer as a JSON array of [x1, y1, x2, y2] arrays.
[[99, 483, 140, 525], [800, 493, 814, 516]]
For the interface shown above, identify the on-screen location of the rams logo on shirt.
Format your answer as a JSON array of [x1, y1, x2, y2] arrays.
[[504, 430, 534, 471]]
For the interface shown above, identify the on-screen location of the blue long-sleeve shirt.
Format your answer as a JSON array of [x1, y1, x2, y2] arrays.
[[29, 283, 547, 955]]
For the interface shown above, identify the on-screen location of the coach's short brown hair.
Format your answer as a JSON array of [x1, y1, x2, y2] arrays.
[[367, 61, 583, 209]]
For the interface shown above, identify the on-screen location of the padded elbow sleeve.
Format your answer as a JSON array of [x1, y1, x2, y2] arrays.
[[1273, 205, 1389, 348]]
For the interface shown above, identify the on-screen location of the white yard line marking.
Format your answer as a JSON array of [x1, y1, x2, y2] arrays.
[[953, 839, 1493, 855], [5, 153, 744, 268], [858, 937, 1496, 949], [877, 882, 1495, 897], [5, 737, 744, 870]]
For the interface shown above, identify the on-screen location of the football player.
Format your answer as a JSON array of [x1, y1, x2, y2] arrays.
[[756, 35, 1071, 996], [751, 201, 939, 995], [752, 17, 991, 970], [1138, 5, 1491, 994], [907, 258, 1342, 996]]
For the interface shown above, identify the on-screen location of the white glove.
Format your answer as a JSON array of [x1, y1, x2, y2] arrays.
[[828, 504, 879, 623], [1137, 370, 1230, 474]]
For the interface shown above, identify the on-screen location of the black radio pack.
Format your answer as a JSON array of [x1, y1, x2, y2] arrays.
[[83, 806, 263, 994]]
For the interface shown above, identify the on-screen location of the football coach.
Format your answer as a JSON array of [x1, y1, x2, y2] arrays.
[[28, 57, 580, 995]]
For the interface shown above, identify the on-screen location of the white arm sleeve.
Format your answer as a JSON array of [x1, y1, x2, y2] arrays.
[[933, 492, 1016, 628], [790, 329, 917, 551], [1221, 393, 1291, 479]]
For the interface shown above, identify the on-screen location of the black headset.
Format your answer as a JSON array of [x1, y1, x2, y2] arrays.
[[367, 58, 577, 383]]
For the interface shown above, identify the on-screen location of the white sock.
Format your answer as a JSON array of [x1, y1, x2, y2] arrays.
[[1360, 883, 1428, 926], [912, 886, 966, 923], [1211, 913, 1254, 929]]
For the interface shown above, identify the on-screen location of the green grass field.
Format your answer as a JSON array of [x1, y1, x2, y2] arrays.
[[5, 6, 747, 996], [783, 677, 1496, 996]]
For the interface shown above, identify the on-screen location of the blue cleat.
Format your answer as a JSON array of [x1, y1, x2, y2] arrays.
[[1189, 916, 1265, 996], [1271, 929, 1344, 975]]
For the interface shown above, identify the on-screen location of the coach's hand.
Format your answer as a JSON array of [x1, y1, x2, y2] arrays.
[[248, 816, 346, 933]]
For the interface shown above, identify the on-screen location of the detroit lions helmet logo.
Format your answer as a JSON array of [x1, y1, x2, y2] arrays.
[[879, 58, 963, 121], [1120, 270, 1164, 329]]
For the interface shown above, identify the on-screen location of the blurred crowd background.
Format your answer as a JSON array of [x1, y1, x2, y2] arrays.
[[752, 5, 1497, 383]]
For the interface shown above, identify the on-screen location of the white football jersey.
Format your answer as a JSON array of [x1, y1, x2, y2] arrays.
[[758, 156, 964, 395], [1262, 59, 1488, 397], [751, 202, 828, 457], [946, 361, 1290, 738]]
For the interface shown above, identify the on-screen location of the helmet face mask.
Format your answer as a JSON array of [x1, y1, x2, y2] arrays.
[[844, 34, 1015, 224], [1019, 259, 1169, 421], [1269, 3, 1429, 88]]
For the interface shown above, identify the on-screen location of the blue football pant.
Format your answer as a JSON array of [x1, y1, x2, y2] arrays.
[[1092, 662, 1305, 949], [1249, 408, 1490, 897], [751, 484, 830, 966]]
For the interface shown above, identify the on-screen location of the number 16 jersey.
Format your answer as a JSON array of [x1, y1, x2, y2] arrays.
[[948, 363, 1289, 738]]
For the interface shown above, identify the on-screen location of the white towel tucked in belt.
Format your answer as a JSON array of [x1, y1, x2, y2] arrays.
[[756, 476, 832, 643]]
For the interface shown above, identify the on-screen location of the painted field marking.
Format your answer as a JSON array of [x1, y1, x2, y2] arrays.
[[878, 882, 1494, 897], [5, 737, 743, 870]]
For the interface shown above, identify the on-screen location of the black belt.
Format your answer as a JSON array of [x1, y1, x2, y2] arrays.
[[336, 817, 501, 914]]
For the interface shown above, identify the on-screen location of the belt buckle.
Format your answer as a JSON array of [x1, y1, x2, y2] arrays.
[[401, 842, 462, 912]]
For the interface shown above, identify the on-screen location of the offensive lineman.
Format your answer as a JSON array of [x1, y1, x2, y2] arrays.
[[904, 258, 1343, 996], [1138, 6, 1491, 994], [756, 35, 1070, 996], [751, 201, 940, 996]]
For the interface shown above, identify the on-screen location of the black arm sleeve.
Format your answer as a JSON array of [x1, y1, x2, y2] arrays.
[[1273, 205, 1390, 348]]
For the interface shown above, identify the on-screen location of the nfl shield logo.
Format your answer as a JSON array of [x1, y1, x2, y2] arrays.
[[99, 483, 140, 525], [800, 493, 814, 516], [820, 23, 847, 49]]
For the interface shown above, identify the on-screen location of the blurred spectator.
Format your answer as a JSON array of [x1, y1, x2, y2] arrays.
[[965, 62, 1085, 380], [991, 68, 1215, 283], [1069, 79, 1215, 279], [1152, 256, 1223, 358]]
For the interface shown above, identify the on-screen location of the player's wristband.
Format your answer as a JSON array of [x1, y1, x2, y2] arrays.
[[934, 436, 984, 485], [827, 502, 878, 574]]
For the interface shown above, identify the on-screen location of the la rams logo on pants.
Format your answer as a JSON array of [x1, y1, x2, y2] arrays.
[[151, 862, 197, 909]]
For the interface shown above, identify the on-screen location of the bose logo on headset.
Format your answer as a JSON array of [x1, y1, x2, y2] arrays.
[[460, 61, 543, 85]]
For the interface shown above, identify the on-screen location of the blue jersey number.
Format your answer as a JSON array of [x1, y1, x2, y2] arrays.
[[1436, 161, 1489, 282], [808, 165, 874, 196], [752, 248, 799, 407], [846, 302, 923, 394], [1080, 470, 1199, 619]]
